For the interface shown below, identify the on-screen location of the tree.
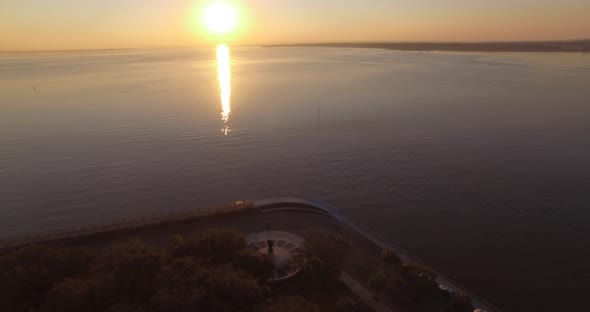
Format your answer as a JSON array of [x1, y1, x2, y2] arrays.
[[106, 303, 146, 312], [2, 227, 469, 312], [304, 232, 348, 264], [64, 247, 97, 277], [302, 256, 340, 284], [257, 296, 320, 312], [175, 228, 247, 263], [42, 276, 113, 312], [209, 266, 267, 311], [369, 271, 388, 300], [101, 239, 163, 301], [165, 235, 184, 255], [302, 256, 323, 275], [396, 268, 440, 305], [233, 249, 274, 280], [336, 296, 357, 312], [155, 257, 209, 290], [303, 232, 349, 282], [150, 286, 203, 312], [150, 257, 210, 311], [0, 244, 68, 310]]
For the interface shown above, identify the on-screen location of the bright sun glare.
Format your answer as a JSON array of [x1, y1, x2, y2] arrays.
[[204, 3, 237, 34]]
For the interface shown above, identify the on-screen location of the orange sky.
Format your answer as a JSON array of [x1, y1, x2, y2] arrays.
[[1, 0, 589, 50]]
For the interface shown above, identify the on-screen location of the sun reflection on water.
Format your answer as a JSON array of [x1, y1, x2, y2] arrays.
[[216, 44, 231, 135]]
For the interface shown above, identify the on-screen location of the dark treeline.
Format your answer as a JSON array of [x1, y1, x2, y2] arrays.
[[1, 227, 474, 312], [369, 249, 473, 312], [0, 228, 351, 312]]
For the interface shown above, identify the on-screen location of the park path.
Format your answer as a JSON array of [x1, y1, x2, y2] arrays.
[[340, 271, 396, 312]]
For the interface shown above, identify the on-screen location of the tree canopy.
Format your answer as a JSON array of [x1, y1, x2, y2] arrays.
[[370, 248, 476, 312], [1, 229, 476, 312], [0, 229, 273, 312]]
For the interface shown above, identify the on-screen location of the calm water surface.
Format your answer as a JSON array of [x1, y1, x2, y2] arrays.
[[1, 47, 589, 311]]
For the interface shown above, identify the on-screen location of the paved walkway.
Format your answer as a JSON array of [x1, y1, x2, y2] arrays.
[[340, 271, 395, 312]]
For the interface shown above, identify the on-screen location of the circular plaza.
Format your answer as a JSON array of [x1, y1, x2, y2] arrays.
[[247, 231, 305, 282]]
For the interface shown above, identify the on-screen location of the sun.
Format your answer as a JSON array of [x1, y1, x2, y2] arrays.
[[204, 3, 237, 34]]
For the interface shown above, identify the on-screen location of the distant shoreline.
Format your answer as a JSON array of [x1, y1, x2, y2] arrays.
[[2, 40, 589, 54], [265, 40, 590, 53]]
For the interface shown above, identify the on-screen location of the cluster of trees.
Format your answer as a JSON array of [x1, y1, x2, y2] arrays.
[[301, 232, 349, 285], [0, 227, 475, 312], [289, 231, 360, 312], [369, 249, 474, 312], [0, 228, 336, 312], [0, 228, 364, 312]]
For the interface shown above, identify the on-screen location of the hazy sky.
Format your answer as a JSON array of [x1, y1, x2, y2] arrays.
[[1, 0, 589, 50]]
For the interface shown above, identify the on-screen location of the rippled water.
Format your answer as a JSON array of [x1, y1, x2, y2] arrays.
[[1, 47, 589, 311]]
